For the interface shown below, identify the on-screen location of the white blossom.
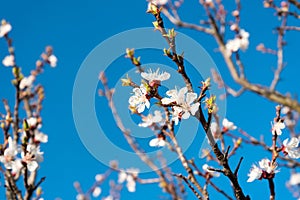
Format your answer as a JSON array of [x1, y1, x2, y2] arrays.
[[95, 174, 104, 182], [271, 121, 285, 135], [209, 122, 221, 139], [149, 134, 166, 147], [281, 106, 291, 114], [222, 118, 237, 131], [239, 29, 250, 50], [225, 39, 240, 55], [247, 158, 279, 182], [129, 85, 150, 113], [21, 144, 44, 172], [202, 164, 220, 177], [92, 187, 102, 197], [48, 54, 57, 67], [20, 75, 35, 90], [289, 173, 300, 186], [282, 137, 300, 159], [126, 175, 136, 192], [117, 169, 139, 192], [11, 159, 23, 175], [0, 137, 19, 170], [149, 0, 168, 6], [247, 164, 263, 182], [2, 55, 15, 67], [161, 86, 186, 105], [138, 110, 163, 127], [27, 117, 38, 128], [226, 29, 250, 56], [210, 122, 218, 134], [76, 194, 85, 200], [0, 21, 12, 37], [141, 68, 170, 86], [171, 106, 183, 125], [118, 170, 127, 184], [161, 87, 199, 123], [34, 130, 48, 143], [258, 158, 279, 174]]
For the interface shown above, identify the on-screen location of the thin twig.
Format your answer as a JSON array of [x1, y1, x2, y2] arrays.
[[173, 174, 203, 200], [270, 15, 287, 91]]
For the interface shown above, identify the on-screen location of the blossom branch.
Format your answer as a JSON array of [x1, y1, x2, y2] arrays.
[[162, 1, 300, 114], [0, 21, 56, 200], [99, 72, 179, 199], [230, 129, 300, 168], [148, 5, 193, 92], [193, 77, 249, 199]]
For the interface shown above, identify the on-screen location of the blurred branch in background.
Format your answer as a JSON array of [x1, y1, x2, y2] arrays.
[[0, 20, 57, 200]]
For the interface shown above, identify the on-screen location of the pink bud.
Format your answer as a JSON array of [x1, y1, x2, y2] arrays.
[[281, 1, 288, 7], [230, 24, 238, 31]]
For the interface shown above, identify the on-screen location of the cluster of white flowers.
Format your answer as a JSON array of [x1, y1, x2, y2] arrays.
[[0, 117, 47, 174], [149, 133, 166, 147], [1, 20, 57, 69], [129, 84, 150, 113], [128, 68, 202, 147], [21, 144, 44, 172], [118, 168, 139, 192], [0, 137, 20, 174], [207, 118, 236, 139], [225, 29, 250, 56], [25, 117, 48, 143], [288, 173, 300, 186], [161, 86, 200, 125], [141, 68, 170, 86], [0, 19, 12, 37], [247, 158, 279, 182], [222, 118, 237, 131], [248, 112, 300, 183], [271, 121, 285, 135], [48, 54, 58, 68], [282, 137, 300, 159], [270, 118, 300, 158], [0, 137, 44, 173], [138, 110, 164, 127], [2, 55, 15, 67], [19, 75, 36, 90]]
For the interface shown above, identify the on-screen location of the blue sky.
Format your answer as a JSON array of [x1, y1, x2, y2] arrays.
[[0, 0, 300, 199]]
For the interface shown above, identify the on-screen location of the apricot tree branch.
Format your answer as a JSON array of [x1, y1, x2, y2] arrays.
[[99, 72, 179, 199], [162, 2, 300, 114]]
